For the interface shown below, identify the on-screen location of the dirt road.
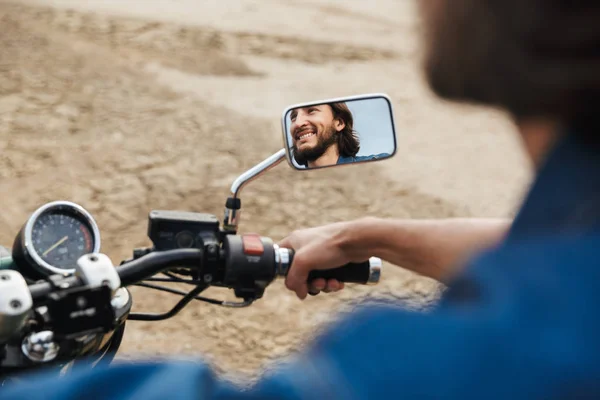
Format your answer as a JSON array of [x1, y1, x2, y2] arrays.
[[0, 0, 531, 381]]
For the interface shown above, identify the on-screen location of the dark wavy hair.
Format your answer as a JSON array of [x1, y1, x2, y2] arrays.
[[330, 102, 360, 158], [422, 0, 600, 136]]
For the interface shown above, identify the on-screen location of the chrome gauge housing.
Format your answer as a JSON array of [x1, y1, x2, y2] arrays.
[[12, 201, 101, 280]]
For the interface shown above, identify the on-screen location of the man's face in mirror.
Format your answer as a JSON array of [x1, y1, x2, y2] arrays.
[[289, 104, 345, 167]]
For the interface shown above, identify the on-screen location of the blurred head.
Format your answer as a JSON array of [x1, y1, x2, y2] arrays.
[[290, 102, 360, 166], [419, 0, 600, 144]]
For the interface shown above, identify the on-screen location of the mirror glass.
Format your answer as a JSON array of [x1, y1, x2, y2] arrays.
[[282, 94, 397, 170]]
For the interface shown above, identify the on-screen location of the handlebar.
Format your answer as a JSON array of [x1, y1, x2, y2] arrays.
[[28, 249, 204, 302], [27, 237, 382, 303], [29, 276, 80, 301], [274, 246, 382, 285], [117, 249, 203, 286]]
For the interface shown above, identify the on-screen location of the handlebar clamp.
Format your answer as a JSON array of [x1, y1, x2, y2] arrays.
[[41, 253, 120, 340], [76, 253, 121, 292], [0, 270, 33, 344]]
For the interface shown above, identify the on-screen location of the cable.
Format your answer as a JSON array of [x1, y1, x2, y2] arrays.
[[127, 284, 208, 321], [130, 282, 255, 309], [132, 282, 223, 305], [144, 277, 205, 285]]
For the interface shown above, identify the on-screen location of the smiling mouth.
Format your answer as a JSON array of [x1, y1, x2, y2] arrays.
[[296, 129, 316, 141]]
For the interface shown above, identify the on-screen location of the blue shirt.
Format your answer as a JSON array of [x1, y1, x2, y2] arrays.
[[3, 130, 600, 399], [337, 153, 390, 164], [297, 153, 390, 168]]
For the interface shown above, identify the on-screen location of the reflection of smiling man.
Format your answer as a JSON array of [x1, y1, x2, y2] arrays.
[[290, 102, 387, 168]]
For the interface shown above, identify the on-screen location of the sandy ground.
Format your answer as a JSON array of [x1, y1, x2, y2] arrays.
[[0, 0, 531, 381]]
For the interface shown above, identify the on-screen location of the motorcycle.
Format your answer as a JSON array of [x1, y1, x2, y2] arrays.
[[0, 93, 397, 383]]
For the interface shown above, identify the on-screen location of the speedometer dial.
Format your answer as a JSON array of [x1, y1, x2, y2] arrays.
[[31, 212, 95, 270], [12, 201, 101, 279]]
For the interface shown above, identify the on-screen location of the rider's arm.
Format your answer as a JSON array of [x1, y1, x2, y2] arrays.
[[281, 217, 510, 297], [344, 217, 510, 282]]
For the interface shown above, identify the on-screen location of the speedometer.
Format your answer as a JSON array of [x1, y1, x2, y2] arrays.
[[12, 201, 101, 279], [31, 211, 96, 269]]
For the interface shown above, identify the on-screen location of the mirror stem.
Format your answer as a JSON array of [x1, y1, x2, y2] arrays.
[[223, 149, 286, 233]]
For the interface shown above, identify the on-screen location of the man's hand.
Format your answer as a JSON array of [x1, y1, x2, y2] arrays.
[[277, 221, 359, 299]]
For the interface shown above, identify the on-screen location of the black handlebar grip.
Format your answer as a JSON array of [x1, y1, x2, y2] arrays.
[[278, 247, 382, 285], [308, 261, 377, 284]]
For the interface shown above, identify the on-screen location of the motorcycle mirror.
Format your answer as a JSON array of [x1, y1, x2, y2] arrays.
[[281, 93, 397, 170], [223, 94, 396, 233]]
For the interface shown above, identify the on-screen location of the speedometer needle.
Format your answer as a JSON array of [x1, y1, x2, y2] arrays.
[[42, 236, 68, 256]]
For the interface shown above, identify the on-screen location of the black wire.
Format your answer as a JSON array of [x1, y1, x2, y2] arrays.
[[164, 269, 194, 277], [132, 282, 223, 305], [127, 284, 209, 321], [144, 277, 205, 285], [162, 271, 188, 279], [129, 282, 254, 309]]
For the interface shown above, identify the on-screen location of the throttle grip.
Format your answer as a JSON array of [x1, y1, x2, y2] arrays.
[[274, 246, 382, 285]]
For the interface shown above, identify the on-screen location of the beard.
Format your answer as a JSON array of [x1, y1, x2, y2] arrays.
[[292, 124, 338, 166]]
